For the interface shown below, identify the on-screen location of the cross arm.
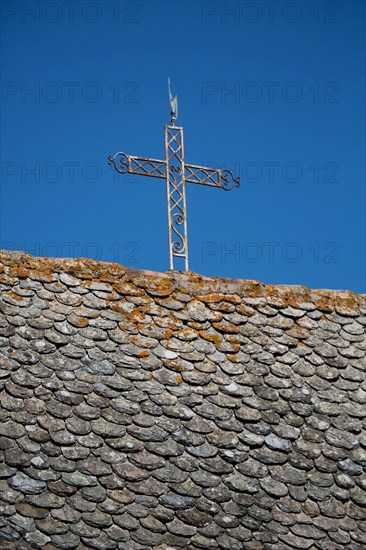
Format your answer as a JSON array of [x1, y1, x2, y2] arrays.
[[185, 164, 240, 190], [108, 152, 166, 179], [108, 152, 240, 189]]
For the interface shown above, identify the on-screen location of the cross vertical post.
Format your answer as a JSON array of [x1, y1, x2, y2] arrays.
[[164, 124, 188, 271]]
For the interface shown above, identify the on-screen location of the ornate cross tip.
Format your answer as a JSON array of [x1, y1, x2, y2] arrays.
[[108, 89, 240, 272], [168, 78, 178, 125]]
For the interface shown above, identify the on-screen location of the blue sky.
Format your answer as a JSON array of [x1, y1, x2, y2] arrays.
[[1, 0, 365, 293]]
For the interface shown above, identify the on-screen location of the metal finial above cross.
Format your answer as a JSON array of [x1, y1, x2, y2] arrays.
[[108, 81, 240, 272]]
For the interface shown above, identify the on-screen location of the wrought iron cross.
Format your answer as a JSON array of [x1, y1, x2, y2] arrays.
[[108, 81, 240, 271]]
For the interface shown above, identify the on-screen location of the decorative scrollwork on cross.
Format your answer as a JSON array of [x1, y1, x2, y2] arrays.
[[166, 138, 187, 265], [170, 166, 181, 174], [222, 170, 241, 191], [171, 212, 185, 254], [108, 152, 129, 174]]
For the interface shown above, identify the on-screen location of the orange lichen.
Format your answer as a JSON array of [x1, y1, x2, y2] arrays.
[[187, 321, 204, 331], [264, 283, 314, 309], [199, 330, 223, 348], [139, 278, 174, 297], [312, 298, 334, 313], [124, 310, 150, 324], [0, 251, 363, 318], [164, 359, 184, 372], [109, 302, 129, 315], [4, 291, 26, 302], [213, 321, 240, 334], [29, 269, 54, 282], [75, 317, 89, 328], [240, 281, 265, 298], [176, 375, 183, 384], [113, 282, 144, 296], [228, 337, 241, 353], [7, 266, 29, 278], [155, 316, 182, 331], [236, 304, 256, 317], [287, 326, 310, 339], [200, 293, 241, 305]]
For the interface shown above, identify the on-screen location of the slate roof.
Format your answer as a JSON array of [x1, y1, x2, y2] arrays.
[[0, 250, 365, 550]]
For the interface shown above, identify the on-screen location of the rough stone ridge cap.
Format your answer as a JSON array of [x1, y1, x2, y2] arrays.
[[0, 249, 365, 312]]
